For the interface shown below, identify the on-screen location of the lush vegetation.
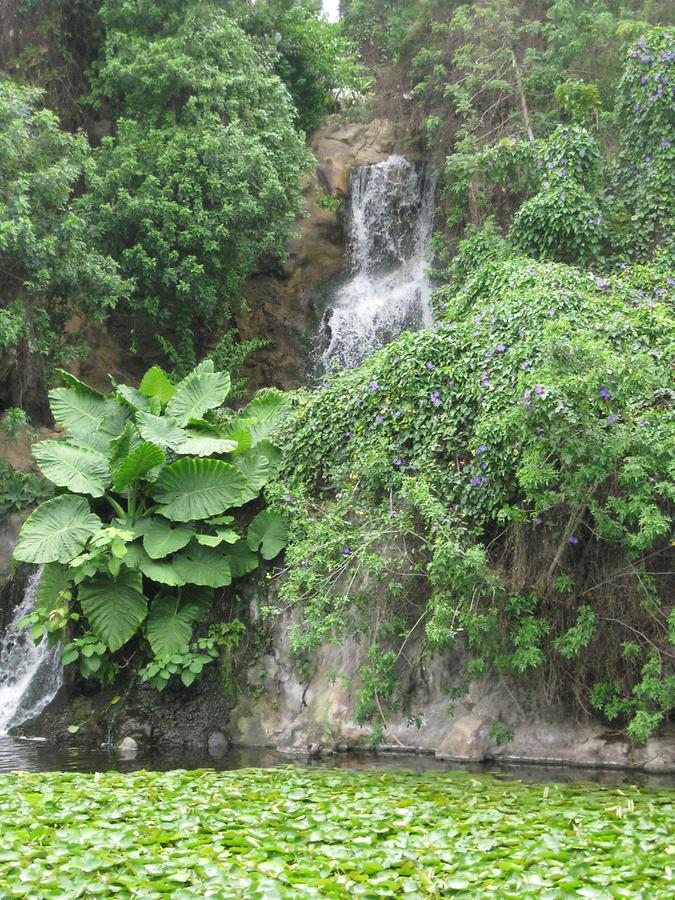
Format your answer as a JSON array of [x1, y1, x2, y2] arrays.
[[270, 23, 674, 743], [0, 767, 673, 896], [14, 362, 289, 690]]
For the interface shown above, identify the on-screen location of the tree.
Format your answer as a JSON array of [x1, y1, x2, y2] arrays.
[[0, 78, 128, 422], [79, 1, 312, 367]]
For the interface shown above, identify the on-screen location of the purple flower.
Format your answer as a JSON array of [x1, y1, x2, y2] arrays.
[[655, 288, 665, 295], [637, 38, 646, 47], [283, 494, 292, 502], [640, 54, 651, 63], [425, 361, 434, 370], [644, 154, 652, 163], [667, 278, 675, 286], [374, 414, 383, 424], [482, 375, 489, 388], [534, 385, 545, 395], [341, 547, 350, 555], [476, 445, 487, 455], [496, 344, 506, 353], [660, 138, 671, 149], [535, 517, 543, 527], [345, 430, 351, 438], [300, 563, 308, 571], [523, 389, 532, 402], [471, 476, 482, 487], [395, 458, 402, 467], [430, 391, 441, 406], [548, 309, 556, 316], [641, 74, 650, 84], [608, 415, 616, 425], [480, 475, 488, 484], [597, 277, 610, 290], [599, 388, 611, 399], [522, 361, 531, 369], [528, 267, 536, 277], [568, 536, 579, 545], [394, 410, 402, 418], [369, 380, 379, 392]]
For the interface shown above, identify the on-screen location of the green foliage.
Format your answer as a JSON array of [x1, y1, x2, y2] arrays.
[[13, 361, 289, 690], [233, 0, 362, 133], [0, 768, 674, 895], [276, 232, 673, 740], [0, 465, 53, 515], [0, 78, 129, 417], [79, 1, 312, 364], [612, 28, 674, 257]]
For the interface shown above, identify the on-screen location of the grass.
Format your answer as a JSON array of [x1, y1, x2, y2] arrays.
[[0, 767, 673, 897]]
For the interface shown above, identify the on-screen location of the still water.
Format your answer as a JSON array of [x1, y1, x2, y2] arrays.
[[2, 735, 673, 787]]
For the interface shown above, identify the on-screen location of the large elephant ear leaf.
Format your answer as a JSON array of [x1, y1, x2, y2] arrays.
[[55, 369, 103, 397], [79, 575, 148, 652], [33, 441, 110, 498], [241, 388, 289, 446], [247, 509, 288, 560], [173, 544, 232, 588], [166, 359, 231, 425], [231, 449, 270, 505], [114, 383, 160, 414], [49, 387, 109, 436], [50, 386, 129, 451], [111, 441, 165, 492], [123, 543, 186, 587], [37, 563, 71, 608], [139, 365, 176, 406], [146, 591, 209, 657], [176, 430, 239, 457], [225, 540, 259, 578], [136, 411, 187, 451], [151, 458, 245, 522], [143, 517, 194, 559], [14, 496, 102, 564]]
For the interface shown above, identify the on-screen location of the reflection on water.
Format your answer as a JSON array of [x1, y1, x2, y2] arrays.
[[1, 736, 673, 788]]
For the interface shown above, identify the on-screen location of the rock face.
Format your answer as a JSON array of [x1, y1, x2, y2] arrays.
[[227, 605, 675, 774], [237, 117, 415, 392]]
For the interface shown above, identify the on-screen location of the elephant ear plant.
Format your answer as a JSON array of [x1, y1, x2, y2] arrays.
[[14, 361, 289, 689]]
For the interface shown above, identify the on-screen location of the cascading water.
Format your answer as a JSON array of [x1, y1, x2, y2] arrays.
[[0, 568, 62, 734], [320, 155, 436, 370]]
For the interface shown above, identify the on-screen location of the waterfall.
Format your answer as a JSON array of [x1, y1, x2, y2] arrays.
[[320, 155, 436, 370], [0, 568, 62, 734]]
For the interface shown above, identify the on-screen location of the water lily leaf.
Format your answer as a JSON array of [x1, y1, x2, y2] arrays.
[[151, 458, 245, 522], [33, 441, 110, 498], [166, 359, 231, 425], [14, 496, 102, 564]]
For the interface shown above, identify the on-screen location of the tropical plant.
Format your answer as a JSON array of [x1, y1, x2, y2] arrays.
[[14, 361, 289, 688]]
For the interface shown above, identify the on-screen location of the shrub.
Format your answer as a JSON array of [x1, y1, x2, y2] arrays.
[[15, 361, 289, 689]]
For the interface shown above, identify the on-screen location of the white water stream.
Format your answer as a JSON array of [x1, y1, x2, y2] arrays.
[[0, 568, 62, 734], [321, 155, 436, 370]]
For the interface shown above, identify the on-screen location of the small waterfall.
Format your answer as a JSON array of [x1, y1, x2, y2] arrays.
[[320, 155, 436, 370], [0, 568, 62, 734]]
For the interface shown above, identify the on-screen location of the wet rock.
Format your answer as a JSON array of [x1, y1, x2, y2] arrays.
[[117, 736, 138, 755], [436, 715, 496, 762], [207, 731, 230, 757]]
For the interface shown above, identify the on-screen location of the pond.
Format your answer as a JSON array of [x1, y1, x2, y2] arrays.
[[2, 734, 674, 787], [1, 764, 673, 897]]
